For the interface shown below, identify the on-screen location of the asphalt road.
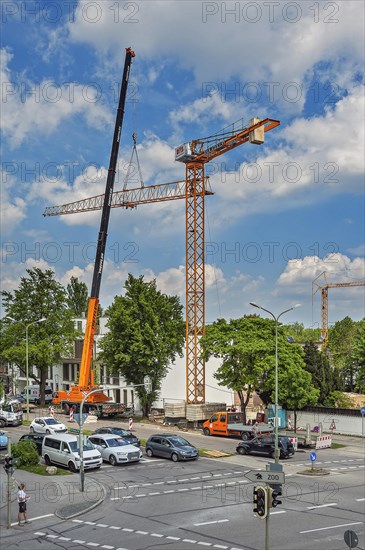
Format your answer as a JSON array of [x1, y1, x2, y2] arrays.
[[1, 414, 364, 550]]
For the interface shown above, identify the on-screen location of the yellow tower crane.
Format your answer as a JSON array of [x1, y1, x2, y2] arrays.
[[312, 271, 365, 344], [44, 113, 279, 404]]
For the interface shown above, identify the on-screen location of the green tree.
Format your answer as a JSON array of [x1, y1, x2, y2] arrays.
[[303, 341, 334, 405], [351, 318, 365, 393], [99, 274, 185, 416], [1, 268, 78, 406], [328, 316, 357, 390], [66, 277, 88, 317], [275, 364, 319, 431], [284, 322, 321, 343], [200, 316, 306, 424]]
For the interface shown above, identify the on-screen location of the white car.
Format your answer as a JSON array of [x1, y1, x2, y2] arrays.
[[88, 433, 142, 466], [30, 416, 67, 434]]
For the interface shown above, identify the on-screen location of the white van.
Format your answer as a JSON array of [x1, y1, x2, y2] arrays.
[[42, 434, 102, 472], [21, 385, 53, 404]]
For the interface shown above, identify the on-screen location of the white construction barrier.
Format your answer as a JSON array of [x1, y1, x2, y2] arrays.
[[316, 435, 332, 449], [289, 437, 298, 451]]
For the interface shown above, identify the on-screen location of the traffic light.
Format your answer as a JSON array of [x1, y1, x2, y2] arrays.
[[3, 456, 14, 474], [253, 485, 268, 519], [270, 487, 282, 508]]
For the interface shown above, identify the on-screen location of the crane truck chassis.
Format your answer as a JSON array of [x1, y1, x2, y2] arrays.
[[54, 397, 132, 418]]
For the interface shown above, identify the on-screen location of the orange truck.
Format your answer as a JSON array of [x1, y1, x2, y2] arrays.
[[202, 411, 273, 441]]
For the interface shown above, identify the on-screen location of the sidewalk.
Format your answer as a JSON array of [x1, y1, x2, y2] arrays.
[[0, 469, 106, 530]]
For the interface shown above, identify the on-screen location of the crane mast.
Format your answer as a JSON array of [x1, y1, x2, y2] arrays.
[[52, 47, 135, 407], [176, 117, 280, 403]]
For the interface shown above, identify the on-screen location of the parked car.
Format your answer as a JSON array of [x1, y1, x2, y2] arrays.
[[30, 417, 67, 435], [88, 434, 142, 466], [42, 434, 102, 472], [19, 433, 45, 454], [92, 426, 140, 447], [145, 434, 198, 462], [236, 435, 295, 459], [11, 395, 26, 403], [0, 431, 9, 450]]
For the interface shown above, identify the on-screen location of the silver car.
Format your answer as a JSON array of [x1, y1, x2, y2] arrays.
[[29, 416, 67, 434], [88, 434, 142, 466]]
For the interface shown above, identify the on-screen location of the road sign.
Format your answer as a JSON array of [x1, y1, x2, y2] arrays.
[[245, 470, 285, 484], [360, 407, 365, 416], [310, 451, 317, 462]]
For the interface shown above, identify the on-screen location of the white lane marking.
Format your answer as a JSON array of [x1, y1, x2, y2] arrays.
[[194, 519, 229, 526], [300, 521, 363, 534], [355, 498, 365, 501], [307, 503, 338, 509], [270, 510, 286, 515], [11, 513, 54, 526]]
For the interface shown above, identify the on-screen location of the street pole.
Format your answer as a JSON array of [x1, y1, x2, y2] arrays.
[[25, 324, 30, 421], [249, 302, 300, 464], [6, 438, 11, 529], [6, 316, 46, 420]]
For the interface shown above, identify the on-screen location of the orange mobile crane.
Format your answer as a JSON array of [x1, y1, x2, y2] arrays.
[[51, 47, 135, 413], [312, 271, 365, 344], [45, 96, 279, 403]]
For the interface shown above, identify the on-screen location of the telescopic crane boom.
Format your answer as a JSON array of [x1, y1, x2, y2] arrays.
[[52, 47, 135, 408]]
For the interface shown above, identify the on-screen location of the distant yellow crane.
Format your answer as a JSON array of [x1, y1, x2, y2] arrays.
[[312, 271, 365, 343]]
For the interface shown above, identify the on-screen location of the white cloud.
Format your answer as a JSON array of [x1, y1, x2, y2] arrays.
[[66, 0, 364, 106], [1, 48, 113, 149], [0, 175, 27, 233], [277, 253, 365, 289]]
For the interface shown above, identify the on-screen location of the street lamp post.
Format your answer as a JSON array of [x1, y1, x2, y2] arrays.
[[6, 317, 46, 420], [249, 302, 300, 464]]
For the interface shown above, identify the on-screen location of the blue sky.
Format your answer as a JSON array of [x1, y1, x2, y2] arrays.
[[1, 0, 364, 329]]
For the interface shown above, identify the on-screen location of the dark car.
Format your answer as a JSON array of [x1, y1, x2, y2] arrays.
[[12, 395, 26, 403], [92, 426, 140, 447], [19, 433, 46, 454], [145, 434, 198, 462], [236, 435, 295, 459]]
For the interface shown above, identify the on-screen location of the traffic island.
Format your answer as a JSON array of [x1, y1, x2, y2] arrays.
[[56, 479, 106, 520], [297, 468, 330, 476]]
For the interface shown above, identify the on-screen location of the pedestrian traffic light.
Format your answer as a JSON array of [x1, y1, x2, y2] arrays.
[[270, 487, 282, 508], [253, 485, 268, 519]]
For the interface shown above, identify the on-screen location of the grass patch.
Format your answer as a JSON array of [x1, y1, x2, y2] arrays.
[[19, 464, 72, 476], [331, 442, 346, 449], [298, 467, 330, 476]]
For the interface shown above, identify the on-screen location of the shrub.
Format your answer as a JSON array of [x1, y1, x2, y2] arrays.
[[11, 441, 39, 467]]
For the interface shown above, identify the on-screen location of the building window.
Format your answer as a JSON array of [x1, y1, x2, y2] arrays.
[[63, 364, 69, 381]]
